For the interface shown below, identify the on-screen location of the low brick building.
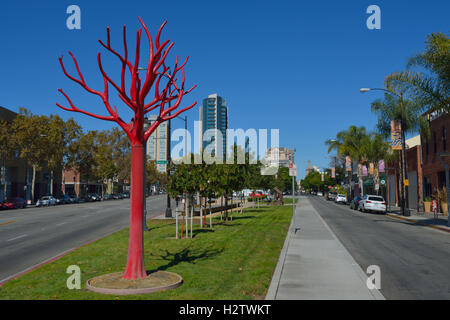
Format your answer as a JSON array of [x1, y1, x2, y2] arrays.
[[421, 111, 450, 199]]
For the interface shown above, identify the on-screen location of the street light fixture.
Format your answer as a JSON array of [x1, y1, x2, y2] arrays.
[[360, 87, 410, 216]]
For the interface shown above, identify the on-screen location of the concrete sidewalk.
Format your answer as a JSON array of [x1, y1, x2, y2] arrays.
[[266, 197, 384, 300]]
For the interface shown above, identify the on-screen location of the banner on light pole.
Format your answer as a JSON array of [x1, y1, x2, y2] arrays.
[[391, 120, 402, 150], [345, 156, 352, 172]]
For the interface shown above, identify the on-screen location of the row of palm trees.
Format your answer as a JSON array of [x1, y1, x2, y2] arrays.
[[325, 32, 449, 200], [325, 126, 391, 197]]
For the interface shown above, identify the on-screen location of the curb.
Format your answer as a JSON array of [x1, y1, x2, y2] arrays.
[[386, 214, 450, 234], [265, 219, 292, 300], [85, 271, 183, 295]]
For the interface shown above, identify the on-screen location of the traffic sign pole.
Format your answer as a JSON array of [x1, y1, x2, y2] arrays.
[[289, 163, 298, 233]]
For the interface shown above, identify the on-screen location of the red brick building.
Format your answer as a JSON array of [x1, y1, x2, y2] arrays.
[[421, 111, 450, 199]]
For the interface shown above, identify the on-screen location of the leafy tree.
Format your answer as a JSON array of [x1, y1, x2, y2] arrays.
[[66, 130, 99, 195], [0, 120, 17, 200], [12, 108, 53, 202], [301, 171, 322, 193]]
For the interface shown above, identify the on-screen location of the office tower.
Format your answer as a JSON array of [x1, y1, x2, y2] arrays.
[[199, 93, 228, 159]]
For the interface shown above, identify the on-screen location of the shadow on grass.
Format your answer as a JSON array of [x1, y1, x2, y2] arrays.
[[229, 215, 257, 221], [213, 222, 242, 227], [191, 228, 215, 238], [146, 223, 175, 232], [148, 246, 225, 272]]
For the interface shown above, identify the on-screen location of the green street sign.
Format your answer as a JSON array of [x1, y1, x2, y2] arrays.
[[156, 160, 168, 164]]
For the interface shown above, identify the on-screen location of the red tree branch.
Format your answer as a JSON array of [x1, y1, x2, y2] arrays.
[[57, 17, 196, 145]]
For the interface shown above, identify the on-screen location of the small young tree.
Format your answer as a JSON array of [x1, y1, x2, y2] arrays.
[[57, 17, 196, 279]]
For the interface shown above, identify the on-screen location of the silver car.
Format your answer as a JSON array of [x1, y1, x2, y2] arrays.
[[36, 196, 57, 207], [358, 195, 386, 213], [335, 194, 347, 204]]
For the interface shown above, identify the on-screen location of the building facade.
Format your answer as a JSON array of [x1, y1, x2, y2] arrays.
[[266, 147, 295, 168], [199, 93, 228, 159], [422, 111, 450, 199], [147, 114, 169, 173], [383, 111, 449, 213], [0, 106, 60, 203]]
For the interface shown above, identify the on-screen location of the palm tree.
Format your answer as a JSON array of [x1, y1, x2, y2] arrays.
[[371, 92, 427, 207], [385, 32, 449, 113], [326, 126, 370, 197], [361, 133, 392, 195], [371, 92, 429, 140]]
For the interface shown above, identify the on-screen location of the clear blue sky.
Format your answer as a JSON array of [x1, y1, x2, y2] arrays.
[[0, 0, 448, 178]]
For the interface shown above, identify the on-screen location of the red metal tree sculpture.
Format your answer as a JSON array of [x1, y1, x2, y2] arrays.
[[57, 17, 196, 280]]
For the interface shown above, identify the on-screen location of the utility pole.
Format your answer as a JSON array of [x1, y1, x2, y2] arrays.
[[400, 118, 410, 216], [165, 72, 172, 218], [143, 117, 150, 231]]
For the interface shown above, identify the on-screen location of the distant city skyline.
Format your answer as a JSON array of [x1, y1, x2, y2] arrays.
[[0, 1, 448, 180]]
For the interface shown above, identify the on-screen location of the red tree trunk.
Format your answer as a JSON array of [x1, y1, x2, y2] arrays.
[[123, 144, 147, 279]]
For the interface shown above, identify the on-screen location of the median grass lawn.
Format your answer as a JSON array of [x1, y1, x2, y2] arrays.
[[282, 198, 298, 204], [0, 205, 291, 300]]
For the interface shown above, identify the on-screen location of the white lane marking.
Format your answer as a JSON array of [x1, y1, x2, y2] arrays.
[[0, 247, 76, 285], [55, 222, 68, 226], [6, 234, 27, 242]]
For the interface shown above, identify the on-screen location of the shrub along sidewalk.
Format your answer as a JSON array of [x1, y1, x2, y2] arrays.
[[0, 206, 291, 300]]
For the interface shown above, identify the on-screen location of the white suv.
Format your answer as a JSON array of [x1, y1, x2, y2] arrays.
[[358, 195, 386, 214], [335, 194, 347, 204]]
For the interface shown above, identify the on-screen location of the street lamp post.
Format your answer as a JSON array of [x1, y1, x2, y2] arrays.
[[138, 66, 175, 218], [143, 117, 150, 231], [165, 71, 173, 218], [360, 87, 410, 216]]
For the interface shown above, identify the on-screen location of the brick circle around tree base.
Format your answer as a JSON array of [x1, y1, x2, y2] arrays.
[[86, 270, 183, 295]]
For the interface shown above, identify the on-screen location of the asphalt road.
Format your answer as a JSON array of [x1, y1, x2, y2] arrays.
[[0, 195, 173, 283], [308, 195, 450, 299]]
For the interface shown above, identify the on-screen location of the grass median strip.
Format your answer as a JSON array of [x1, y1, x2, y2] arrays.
[[0, 205, 291, 300]]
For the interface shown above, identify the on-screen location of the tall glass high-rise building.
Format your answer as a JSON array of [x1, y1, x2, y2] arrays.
[[199, 93, 228, 159]]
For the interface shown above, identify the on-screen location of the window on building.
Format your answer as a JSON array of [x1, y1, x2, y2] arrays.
[[433, 131, 437, 153], [443, 127, 447, 151]]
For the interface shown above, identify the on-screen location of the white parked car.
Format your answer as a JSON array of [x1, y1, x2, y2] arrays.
[[36, 196, 57, 207], [317, 192, 323, 196], [335, 194, 347, 204], [358, 195, 386, 214]]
